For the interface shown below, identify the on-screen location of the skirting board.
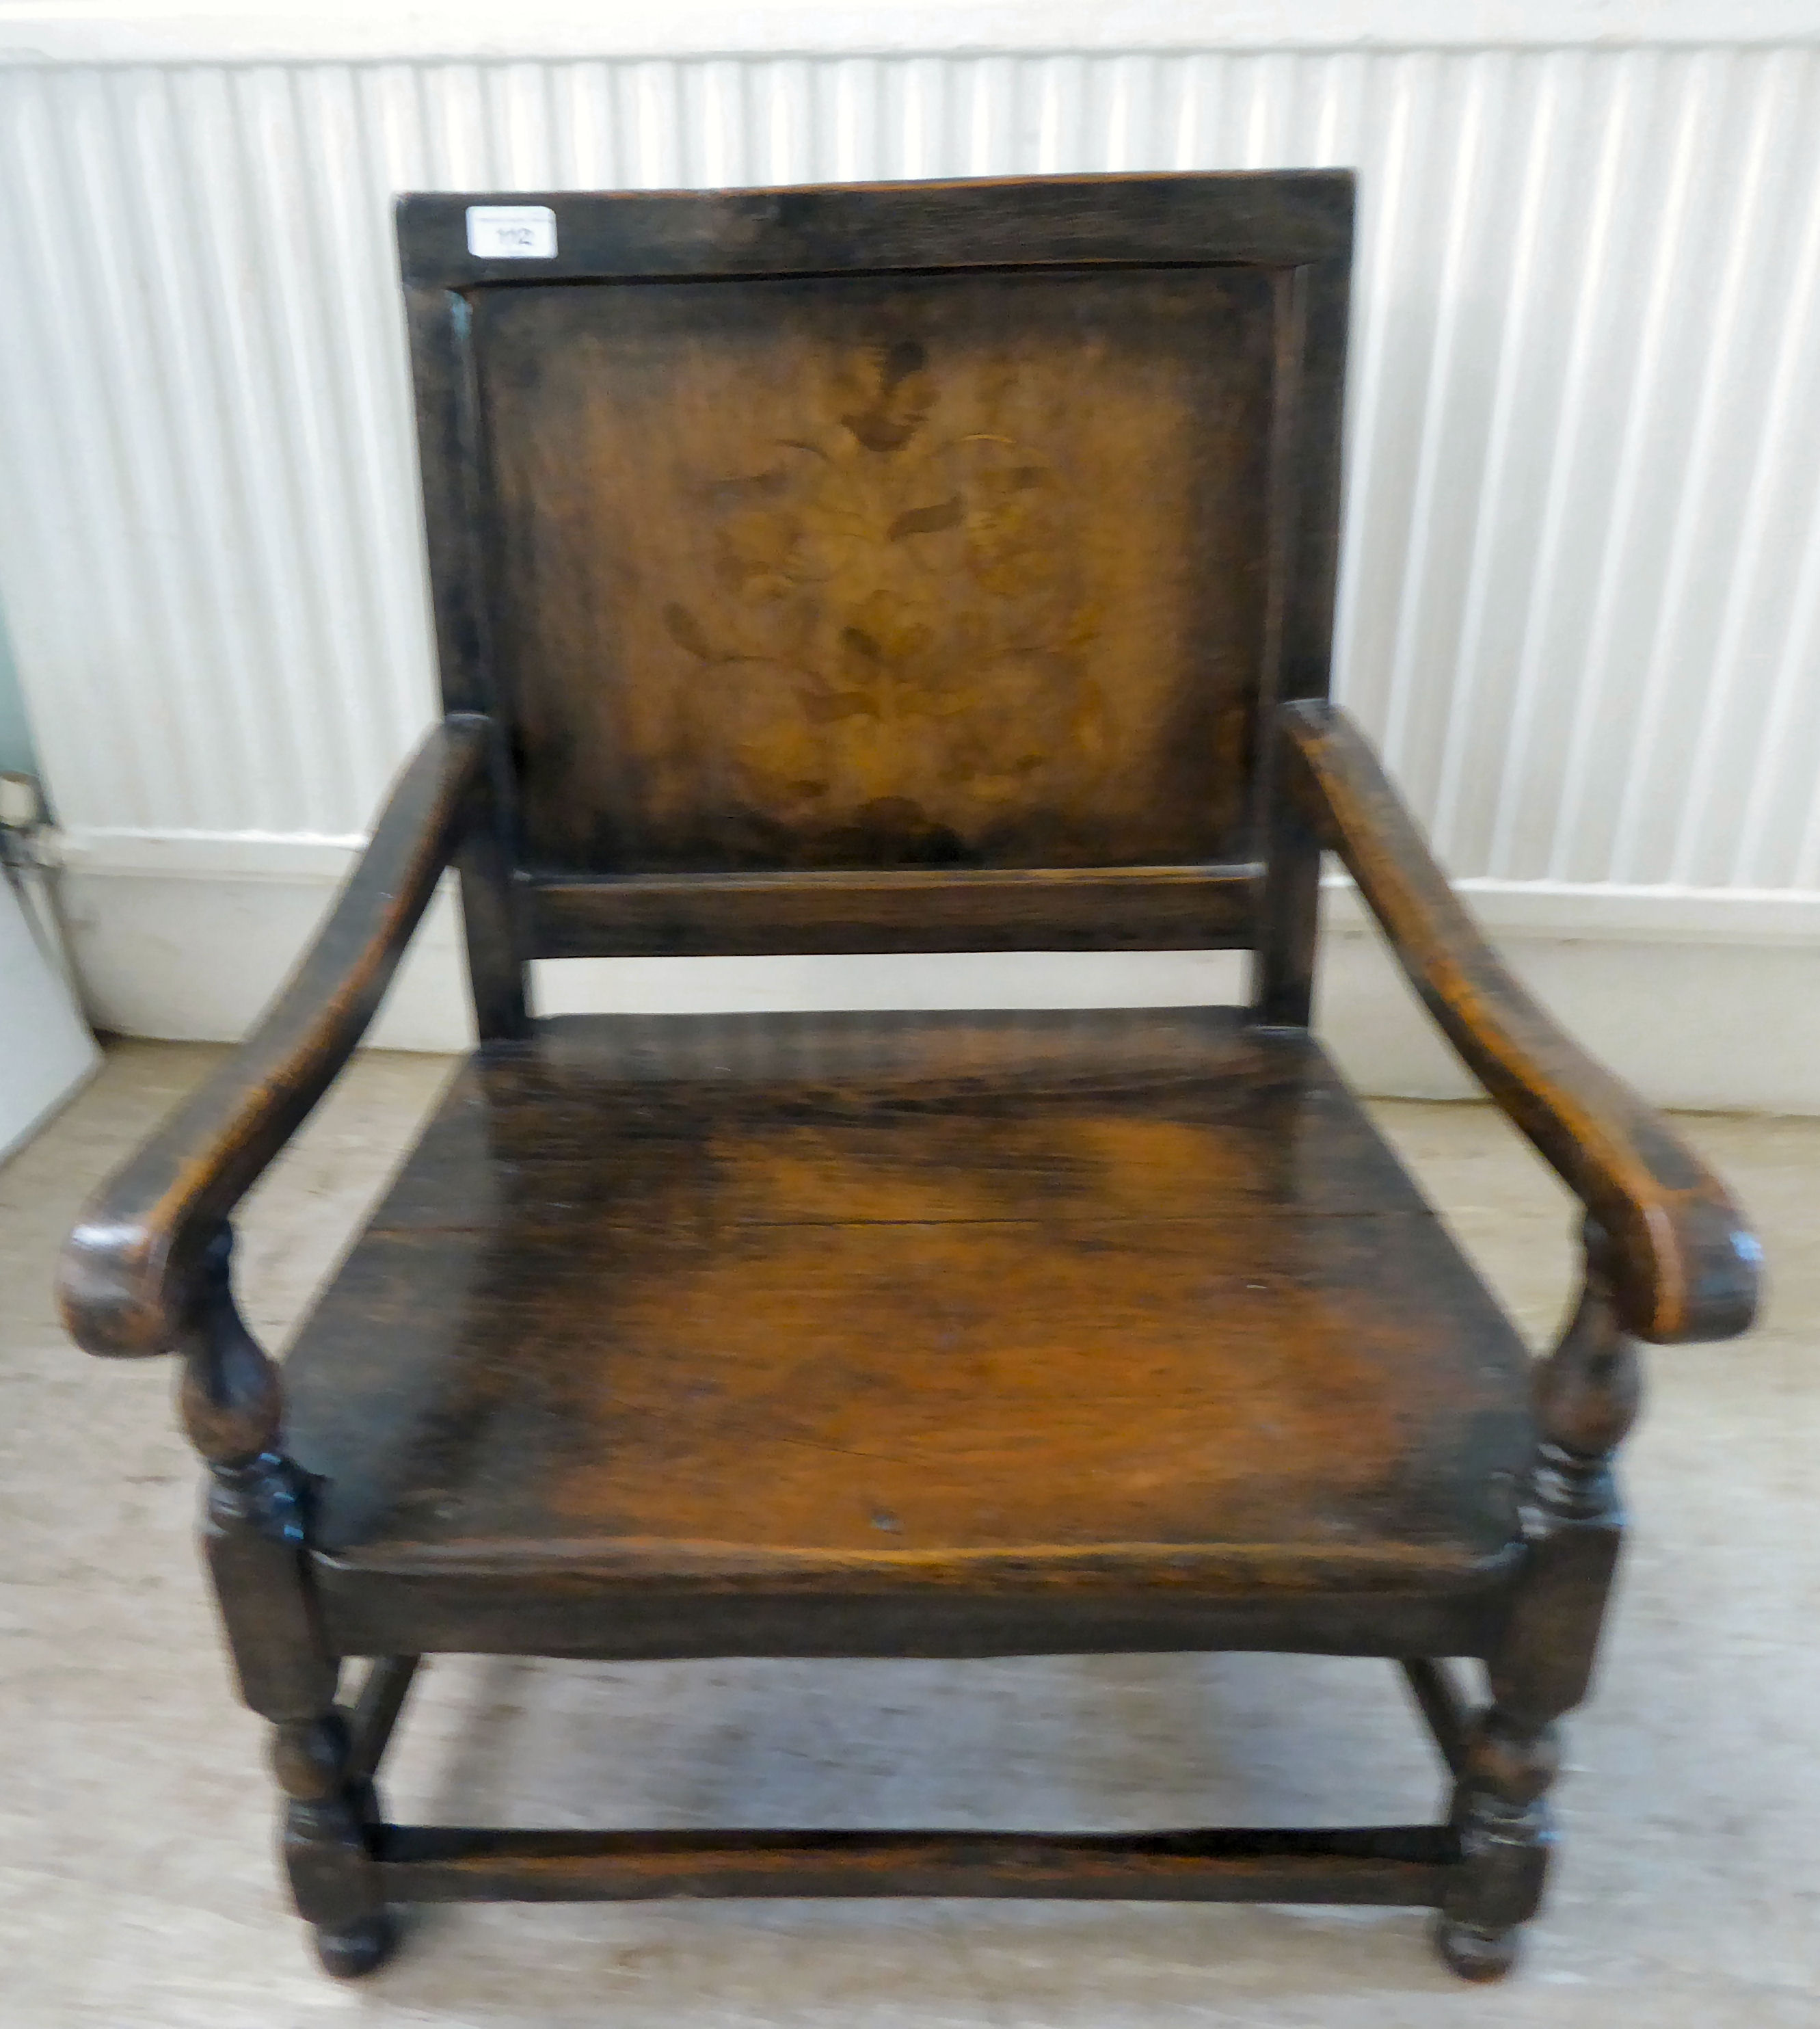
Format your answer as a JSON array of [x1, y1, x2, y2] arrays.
[[53, 856, 1820, 1114]]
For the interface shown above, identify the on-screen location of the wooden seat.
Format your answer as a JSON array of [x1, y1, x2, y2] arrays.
[[61, 172, 1759, 1989], [286, 1009, 1531, 1656]]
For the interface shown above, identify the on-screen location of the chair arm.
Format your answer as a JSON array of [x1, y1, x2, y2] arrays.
[[58, 713, 493, 1360], [1281, 699, 1759, 1345]]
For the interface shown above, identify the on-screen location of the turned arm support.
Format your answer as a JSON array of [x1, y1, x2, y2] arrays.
[[1280, 699, 1759, 1346], [58, 713, 494, 1361]]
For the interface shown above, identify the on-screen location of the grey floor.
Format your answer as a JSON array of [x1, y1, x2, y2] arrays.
[[3, 1039, 1818, 2026]]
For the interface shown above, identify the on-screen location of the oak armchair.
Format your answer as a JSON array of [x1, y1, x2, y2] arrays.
[[61, 172, 1758, 1988]]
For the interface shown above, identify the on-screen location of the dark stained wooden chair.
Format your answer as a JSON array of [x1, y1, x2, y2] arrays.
[[59, 173, 1760, 1987]]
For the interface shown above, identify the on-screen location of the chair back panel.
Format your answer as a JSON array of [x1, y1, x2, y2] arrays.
[[479, 265, 1276, 877], [399, 175, 1351, 979]]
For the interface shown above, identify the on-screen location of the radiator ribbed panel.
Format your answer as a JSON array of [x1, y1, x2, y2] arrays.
[[2, 45, 1819, 891]]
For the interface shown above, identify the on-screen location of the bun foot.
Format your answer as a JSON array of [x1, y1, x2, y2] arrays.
[[1432, 1913, 1521, 1982], [312, 1910, 397, 1979]]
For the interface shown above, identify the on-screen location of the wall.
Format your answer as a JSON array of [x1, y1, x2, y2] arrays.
[[1, 3, 1817, 1102], [0, 619, 34, 778]]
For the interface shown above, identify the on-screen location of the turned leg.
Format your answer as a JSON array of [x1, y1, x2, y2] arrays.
[[274, 1711, 393, 1976], [178, 1225, 394, 1978], [1435, 1223, 1638, 1981], [1434, 1710, 1560, 1979]]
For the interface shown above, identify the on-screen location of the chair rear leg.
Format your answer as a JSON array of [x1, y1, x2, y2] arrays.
[[1434, 1233, 1638, 1981]]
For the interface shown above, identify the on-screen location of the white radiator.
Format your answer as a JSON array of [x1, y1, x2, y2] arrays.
[[2, 5, 1817, 1102]]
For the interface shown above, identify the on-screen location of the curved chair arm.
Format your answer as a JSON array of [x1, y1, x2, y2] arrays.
[[58, 713, 494, 1360], [1281, 698, 1759, 1345]]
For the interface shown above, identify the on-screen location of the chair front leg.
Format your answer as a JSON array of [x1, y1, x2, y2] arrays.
[[178, 1225, 394, 1978], [1437, 1223, 1639, 1980]]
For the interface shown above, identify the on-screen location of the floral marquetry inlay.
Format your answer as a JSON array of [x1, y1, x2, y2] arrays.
[[667, 337, 1112, 862]]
